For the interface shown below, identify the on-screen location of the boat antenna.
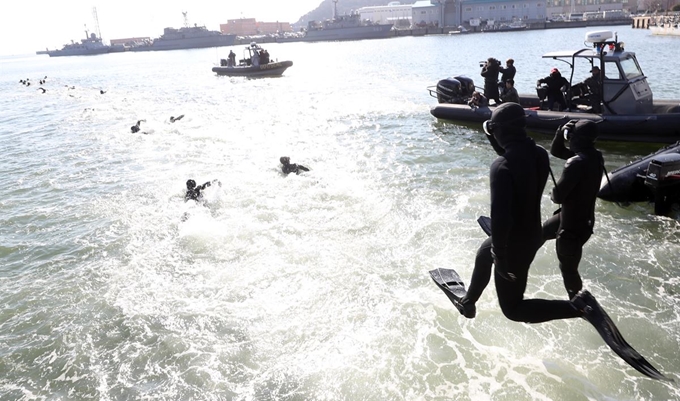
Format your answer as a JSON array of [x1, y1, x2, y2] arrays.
[[182, 11, 189, 28], [92, 7, 101, 39]]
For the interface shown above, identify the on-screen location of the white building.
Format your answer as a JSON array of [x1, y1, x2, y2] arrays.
[[359, 2, 413, 27], [412, 1, 444, 27]]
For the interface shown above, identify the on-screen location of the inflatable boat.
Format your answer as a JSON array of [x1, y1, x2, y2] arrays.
[[213, 42, 293, 78], [428, 31, 680, 144], [598, 141, 680, 215]]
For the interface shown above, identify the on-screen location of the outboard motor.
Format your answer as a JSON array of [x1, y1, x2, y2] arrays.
[[644, 153, 680, 215], [454, 75, 475, 98], [435, 78, 463, 104], [220, 59, 228, 66]]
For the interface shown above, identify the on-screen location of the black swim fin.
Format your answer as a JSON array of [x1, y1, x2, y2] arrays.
[[572, 291, 672, 381], [477, 216, 492, 236], [429, 268, 472, 317]]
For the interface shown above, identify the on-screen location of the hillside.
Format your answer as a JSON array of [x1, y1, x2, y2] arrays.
[[293, 0, 394, 28]]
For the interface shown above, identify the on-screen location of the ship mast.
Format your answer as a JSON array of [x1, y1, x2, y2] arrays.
[[332, 0, 338, 19], [182, 11, 189, 28], [92, 7, 101, 39]]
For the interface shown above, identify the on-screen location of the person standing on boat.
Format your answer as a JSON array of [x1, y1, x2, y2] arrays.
[[499, 59, 516, 83], [251, 49, 260, 67], [481, 57, 501, 105], [537, 68, 570, 111], [228, 50, 236, 67], [541, 119, 603, 299], [500, 79, 520, 104], [456, 103, 583, 322], [582, 66, 603, 113]]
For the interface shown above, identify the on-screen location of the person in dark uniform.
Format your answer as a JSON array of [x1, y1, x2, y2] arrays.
[[499, 58, 516, 84], [541, 119, 603, 299], [280, 156, 310, 175], [185, 179, 220, 202], [537, 68, 570, 111], [582, 66, 603, 113], [481, 57, 501, 105], [457, 103, 582, 323], [131, 120, 145, 133]]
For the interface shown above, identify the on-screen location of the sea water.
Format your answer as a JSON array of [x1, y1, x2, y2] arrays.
[[1, 26, 679, 400]]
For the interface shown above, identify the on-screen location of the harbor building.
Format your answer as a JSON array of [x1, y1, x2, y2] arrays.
[[359, 2, 413, 27], [220, 18, 292, 36]]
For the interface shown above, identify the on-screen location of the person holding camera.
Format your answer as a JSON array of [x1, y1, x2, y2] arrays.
[[541, 119, 603, 299], [481, 57, 501, 105]]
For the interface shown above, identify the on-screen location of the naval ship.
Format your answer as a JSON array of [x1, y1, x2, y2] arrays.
[[46, 31, 111, 57], [301, 0, 393, 42], [130, 12, 236, 52]]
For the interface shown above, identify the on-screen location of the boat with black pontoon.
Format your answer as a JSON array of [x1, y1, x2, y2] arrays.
[[428, 30, 680, 143], [212, 43, 293, 78]]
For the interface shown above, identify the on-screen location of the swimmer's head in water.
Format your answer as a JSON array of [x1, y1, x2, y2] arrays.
[[186, 179, 196, 190], [280, 156, 290, 165]]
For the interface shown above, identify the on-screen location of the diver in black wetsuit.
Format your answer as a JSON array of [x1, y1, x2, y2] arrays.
[[458, 103, 581, 323], [185, 179, 220, 202], [280, 156, 310, 175], [541, 119, 603, 299]]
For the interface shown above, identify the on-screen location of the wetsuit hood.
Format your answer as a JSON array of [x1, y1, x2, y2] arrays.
[[489, 103, 527, 149], [569, 120, 598, 152]]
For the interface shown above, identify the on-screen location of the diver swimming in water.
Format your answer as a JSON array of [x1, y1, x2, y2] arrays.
[[185, 179, 221, 203], [130, 120, 145, 133], [280, 156, 310, 175], [170, 115, 184, 123]]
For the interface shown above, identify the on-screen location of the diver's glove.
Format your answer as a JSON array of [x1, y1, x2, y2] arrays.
[[491, 248, 516, 282]]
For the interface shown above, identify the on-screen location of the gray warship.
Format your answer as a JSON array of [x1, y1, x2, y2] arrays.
[[130, 12, 236, 52], [302, 0, 393, 42], [46, 31, 111, 57]]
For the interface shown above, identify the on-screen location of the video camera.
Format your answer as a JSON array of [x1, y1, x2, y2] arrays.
[[480, 59, 501, 68]]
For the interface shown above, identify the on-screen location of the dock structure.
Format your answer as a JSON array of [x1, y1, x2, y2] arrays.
[[632, 15, 652, 29]]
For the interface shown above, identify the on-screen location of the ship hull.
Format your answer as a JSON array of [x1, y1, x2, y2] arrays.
[[47, 47, 111, 57], [212, 61, 293, 77], [131, 35, 236, 52], [302, 24, 393, 42], [649, 25, 680, 36]]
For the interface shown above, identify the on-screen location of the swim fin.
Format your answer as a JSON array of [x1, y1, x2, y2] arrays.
[[572, 291, 672, 381], [429, 268, 472, 317], [477, 216, 492, 236]]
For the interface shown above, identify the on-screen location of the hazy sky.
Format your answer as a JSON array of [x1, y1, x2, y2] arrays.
[[0, 0, 325, 55]]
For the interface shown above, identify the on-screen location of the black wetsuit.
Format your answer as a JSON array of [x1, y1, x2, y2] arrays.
[[583, 74, 603, 113], [541, 132, 603, 298], [282, 163, 310, 175], [481, 61, 500, 104], [185, 181, 212, 202], [463, 130, 581, 323]]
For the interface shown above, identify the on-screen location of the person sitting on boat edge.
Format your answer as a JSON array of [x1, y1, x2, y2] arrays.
[[468, 91, 489, 109], [500, 79, 520, 104], [280, 157, 310, 175], [537, 68, 570, 111], [185, 179, 221, 203]]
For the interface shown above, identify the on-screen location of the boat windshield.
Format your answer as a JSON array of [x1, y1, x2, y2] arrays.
[[619, 56, 643, 79]]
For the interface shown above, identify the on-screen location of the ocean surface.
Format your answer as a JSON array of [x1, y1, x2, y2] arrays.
[[1, 26, 679, 400]]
